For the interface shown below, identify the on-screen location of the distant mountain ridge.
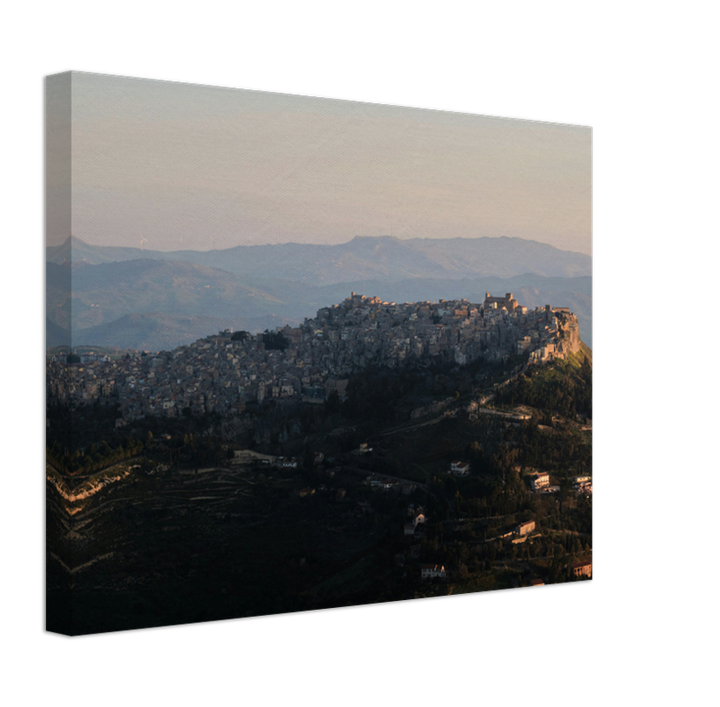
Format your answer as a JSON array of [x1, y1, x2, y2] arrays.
[[47, 235, 592, 351], [48, 235, 591, 280]]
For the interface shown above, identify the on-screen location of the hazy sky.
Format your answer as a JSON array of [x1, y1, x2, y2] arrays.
[[47, 72, 591, 255]]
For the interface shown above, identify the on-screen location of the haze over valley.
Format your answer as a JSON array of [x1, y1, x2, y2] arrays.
[[46, 235, 592, 351]]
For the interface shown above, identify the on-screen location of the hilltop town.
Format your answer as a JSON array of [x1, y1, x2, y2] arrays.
[[46, 291, 591, 634], [47, 292, 582, 425]]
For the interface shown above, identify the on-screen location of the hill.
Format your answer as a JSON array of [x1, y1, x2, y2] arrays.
[[46, 257, 307, 351], [48, 234, 591, 280], [46, 340, 592, 634], [46, 235, 592, 350], [71, 312, 292, 351]]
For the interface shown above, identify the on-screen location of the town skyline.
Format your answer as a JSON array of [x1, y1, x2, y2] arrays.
[[48, 290, 582, 422], [47, 72, 592, 256]]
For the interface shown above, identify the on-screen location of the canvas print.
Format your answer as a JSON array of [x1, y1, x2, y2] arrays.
[[46, 72, 592, 635]]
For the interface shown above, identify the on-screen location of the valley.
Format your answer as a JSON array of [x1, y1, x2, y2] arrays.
[[46, 235, 593, 350]]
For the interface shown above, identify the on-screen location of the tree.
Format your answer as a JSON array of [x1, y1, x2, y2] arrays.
[[262, 330, 288, 351], [231, 330, 250, 342], [303, 443, 314, 476], [580, 355, 592, 381], [324, 389, 341, 416]]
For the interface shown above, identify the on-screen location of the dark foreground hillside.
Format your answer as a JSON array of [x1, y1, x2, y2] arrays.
[[47, 352, 591, 635]]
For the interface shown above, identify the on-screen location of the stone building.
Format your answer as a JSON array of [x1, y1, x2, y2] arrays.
[[483, 292, 519, 312], [530, 472, 550, 491], [515, 520, 536, 536], [571, 561, 592, 578]]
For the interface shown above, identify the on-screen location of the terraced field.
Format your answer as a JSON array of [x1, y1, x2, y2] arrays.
[[46, 461, 407, 634]]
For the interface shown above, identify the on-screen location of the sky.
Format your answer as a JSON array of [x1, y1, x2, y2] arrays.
[[47, 72, 592, 256]]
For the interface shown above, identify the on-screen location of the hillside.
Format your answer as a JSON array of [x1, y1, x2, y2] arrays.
[[47, 341, 592, 634], [45, 317, 71, 348], [71, 312, 291, 351], [489, 343, 592, 422], [45, 262, 288, 351]]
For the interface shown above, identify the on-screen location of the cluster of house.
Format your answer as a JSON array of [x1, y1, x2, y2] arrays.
[[367, 475, 418, 495], [449, 460, 471, 476], [447, 464, 592, 500], [46, 292, 580, 424], [529, 472, 561, 494], [530, 471, 592, 495], [572, 475, 593, 495], [419, 518, 590, 584], [529, 562, 592, 585], [421, 564, 446, 580]]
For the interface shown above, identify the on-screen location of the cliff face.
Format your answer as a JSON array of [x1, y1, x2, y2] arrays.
[[557, 312, 582, 354], [526, 310, 583, 366]]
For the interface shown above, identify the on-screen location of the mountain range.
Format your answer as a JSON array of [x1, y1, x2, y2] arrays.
[[46, 235, 592, 351]]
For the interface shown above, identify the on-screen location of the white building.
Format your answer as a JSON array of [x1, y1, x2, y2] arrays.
[[516, 520, 536, 536], [450, 461, 471, 476], [421, 564, 446, 580], [530, 472, 550, 491]]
